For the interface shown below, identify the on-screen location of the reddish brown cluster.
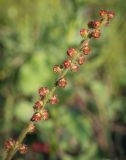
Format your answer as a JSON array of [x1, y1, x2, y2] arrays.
[[4, 139, 28, 155], [19, 144, 28, 154], [4, 139, 15, 150]]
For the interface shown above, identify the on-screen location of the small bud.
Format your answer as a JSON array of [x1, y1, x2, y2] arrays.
[[91, 29, 101, 39], [63, 59, 71, 68], [39, 87, 49, 97], [99, 10, 107, 17], [88, 21, 94, 28], [57, 78, 67, 88], [93, 20, 101, 28], [53, 65, 62, 73], [4, 139, 15, 150], [40, 109, 49, 120], [50, 95, 58, 105], [80, 29, 89, 37], [31, 112, 42, 122], [107, 11, 115, 20], [83, 46, 91, 55], [19, 144, 28, 154], [33, 101, 43, 110], [28, 123, 36, 133], [71, 63, 79, 72], [78, 54, 85, 65], [67, 48, 77, 57]]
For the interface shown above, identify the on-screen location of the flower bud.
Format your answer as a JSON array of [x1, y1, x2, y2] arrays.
[[63, 59, 71, 68], [67, 48, 77, 57], [71, 63, 79, 72], [83, 46, 91, 55], [78, 54, 85, 65], [4, 139, 15, 150], [80, 28, 89, 37], [19, 144, 28, 154], [93, 20, 101, 28], [57, 78, 67, 88], [53, 65, 62, 73], [40, 109, 49, 120], [33, 101, 43, 110], [91, 29, 101, 39], [50, 95, 58, 105], [31, 112, 42, 122], [107, 11, 115, 20], [99, 10, 107, 17], [39, 87, 49, 97]]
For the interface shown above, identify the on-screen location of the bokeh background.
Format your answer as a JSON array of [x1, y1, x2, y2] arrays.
[[0, 0, 126, 159]]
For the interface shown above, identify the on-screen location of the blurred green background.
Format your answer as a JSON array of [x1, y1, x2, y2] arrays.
[[0, 0, 126, 160]]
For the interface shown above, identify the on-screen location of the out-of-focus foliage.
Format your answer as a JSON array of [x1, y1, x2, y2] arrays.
[[0, 0, 126, 160]]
